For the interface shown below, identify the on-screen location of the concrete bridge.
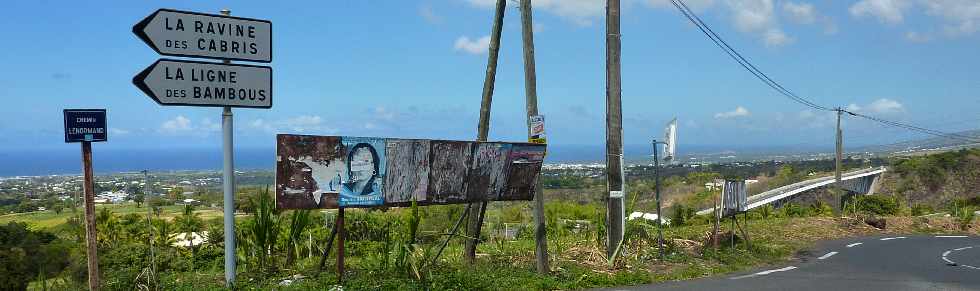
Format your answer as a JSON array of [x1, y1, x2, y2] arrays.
[[697, 166, 887, 215]]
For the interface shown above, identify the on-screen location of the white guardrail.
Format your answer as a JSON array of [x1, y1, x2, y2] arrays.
[[696, 167, 887, 215]]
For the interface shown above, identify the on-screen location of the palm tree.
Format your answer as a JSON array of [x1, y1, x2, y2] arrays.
[[96, 207, 121, 248], [152, 218, 177, 248], [174, 205, 204, 249]]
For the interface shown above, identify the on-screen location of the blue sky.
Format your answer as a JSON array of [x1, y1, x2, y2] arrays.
[[1, 0, 978, 152]]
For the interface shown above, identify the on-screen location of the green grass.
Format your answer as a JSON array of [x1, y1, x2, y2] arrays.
[[16, 202, 980, 290], [0, 203, 223, 229]]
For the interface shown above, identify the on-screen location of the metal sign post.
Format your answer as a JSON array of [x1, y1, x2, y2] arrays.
[[132, 8, 272, 288], [64, 109, 107, 290]]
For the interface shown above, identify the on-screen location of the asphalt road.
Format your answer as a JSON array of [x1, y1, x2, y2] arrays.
[[602, 235, 980, 291]]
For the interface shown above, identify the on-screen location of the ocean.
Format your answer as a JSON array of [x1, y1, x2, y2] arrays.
[[0, 144, 830, 177]]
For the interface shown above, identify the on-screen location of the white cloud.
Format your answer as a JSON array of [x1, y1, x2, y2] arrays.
[[729, 0, 776, 32], [844, 98, 906, 115], [453, 35, 490, 54], [160, 116, 192, 134], [726, 0, 794, 47], [159, 115, 221, 136], [714, 106, 751, 118], [419, 4, 442, 24], [905, 31, 932, 42], [534, 0, 605, 26], [763, 28, 793, 47], [921, 0, 980, 36], [797, 109, 836, 128], [781, 2, 837, 35], [867, 98, 905, 114], [373, 107, 396, 121], [200, 118, 220, 132], [249, 115, 336, 134], [849, 0, 910, 24], [645, 0, 716, 12], [109, 128, 130, 135], [465, 0, 604, 26], [783, 1, 816, 24], [463, 0, 496, 8]]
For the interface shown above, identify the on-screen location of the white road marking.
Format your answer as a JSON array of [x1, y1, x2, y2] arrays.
[[936, 235, 969, 238], [941, 245, 980, 270], [730, 266, 797, 279], [880, 237, 906, 241], [818, 251, 838, 260], [846, 242, 863, 248]]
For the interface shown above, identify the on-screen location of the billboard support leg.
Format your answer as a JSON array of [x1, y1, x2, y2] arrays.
[[337, 207, 346, 283], [316, 217, 339, 275], [432, 206, 471, 266], [466, 0, 507, 264]]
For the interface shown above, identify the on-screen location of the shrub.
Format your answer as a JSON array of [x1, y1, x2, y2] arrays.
[[780, 203, 808, 217], [957, 207, 975, 231], [810, 201, 834, 217], [757, 204, 774, 219], [669, 204, 696, 226], [911, 204, 934, 216], [855, 195, 900, 216]]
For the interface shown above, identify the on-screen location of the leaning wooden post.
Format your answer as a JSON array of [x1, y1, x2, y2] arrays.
[[520, 0, 550, 273], [465, 0, 507, 264], [337, 207, 346, 283], [82, 141, 100, 290]]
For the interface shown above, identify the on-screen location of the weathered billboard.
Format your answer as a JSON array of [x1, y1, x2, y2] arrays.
[[276, 134, 546, 209]]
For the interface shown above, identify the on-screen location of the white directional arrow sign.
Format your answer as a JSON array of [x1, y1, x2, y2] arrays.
[[133, 9, 272, 62], [133, 59, 272, 108]]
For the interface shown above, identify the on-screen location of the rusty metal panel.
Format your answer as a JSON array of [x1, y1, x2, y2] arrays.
[[500, 144, 546, 201], [276, 134, 343, 209], [466, 142, 512, 202], [427, 141, 474, 203], [383, 139, 431, 204]]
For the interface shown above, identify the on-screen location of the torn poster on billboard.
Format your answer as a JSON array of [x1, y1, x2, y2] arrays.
[[275, 134, 547, 209], [339, 137, 386, 207]]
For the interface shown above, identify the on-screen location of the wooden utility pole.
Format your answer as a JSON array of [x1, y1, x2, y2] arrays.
[[519, 0, 550, 274], [605, 0, 625, 260], [81, 142, 100, 290], [465, 0, 507, 263], [835, 108, 843, 215]]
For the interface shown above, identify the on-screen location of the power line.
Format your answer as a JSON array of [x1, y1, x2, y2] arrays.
[[669, 0, 980, 145], [844, 110, 980, 143], [668, 0, 831, 111]]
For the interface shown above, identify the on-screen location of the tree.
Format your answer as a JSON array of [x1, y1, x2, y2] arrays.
[[174, 205, 204, 249], [0, 222, 70, 291], [96, 207, 121, 248], [152, 219, 176, 249], [51, 202, 64, 214], [134, 192, 145, 208]]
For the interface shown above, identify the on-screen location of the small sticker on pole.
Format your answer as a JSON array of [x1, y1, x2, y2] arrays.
[[529, 115, 546, 144]]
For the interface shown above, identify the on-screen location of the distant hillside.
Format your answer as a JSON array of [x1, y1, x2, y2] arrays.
[[853, 129, 980, 156]]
